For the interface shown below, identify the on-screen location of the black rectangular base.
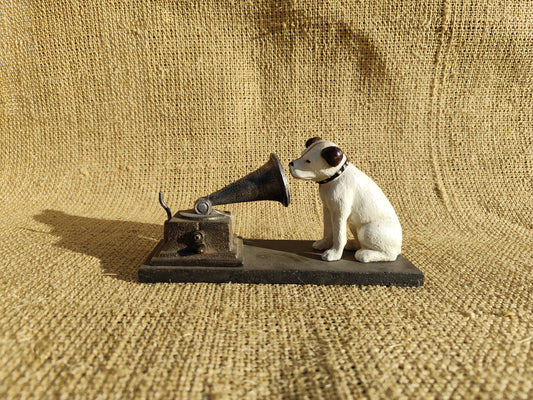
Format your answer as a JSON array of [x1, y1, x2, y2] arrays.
[[139, 239, 424, 286]]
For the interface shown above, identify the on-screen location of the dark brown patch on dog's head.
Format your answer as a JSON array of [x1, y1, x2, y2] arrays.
[[321, 146, 344, 167], [305, 137, 323, 148]]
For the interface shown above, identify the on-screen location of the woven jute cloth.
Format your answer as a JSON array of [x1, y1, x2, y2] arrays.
[[1, 1, 532, 399]]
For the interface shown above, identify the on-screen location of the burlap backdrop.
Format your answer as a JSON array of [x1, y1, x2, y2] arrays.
[[1, 1, 531, 399]]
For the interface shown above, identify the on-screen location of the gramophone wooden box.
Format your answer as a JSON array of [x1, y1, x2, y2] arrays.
[[139, 154, 424, 286]]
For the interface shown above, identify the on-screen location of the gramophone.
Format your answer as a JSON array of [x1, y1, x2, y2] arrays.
[[139, 153, 423, 286]]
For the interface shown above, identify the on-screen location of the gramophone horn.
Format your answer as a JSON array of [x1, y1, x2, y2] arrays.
[[194, 153, 290, 215]]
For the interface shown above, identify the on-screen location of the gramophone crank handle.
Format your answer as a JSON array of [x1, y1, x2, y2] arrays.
[[159, 192, 172, 220]]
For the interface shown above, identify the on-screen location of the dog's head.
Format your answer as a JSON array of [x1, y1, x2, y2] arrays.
[[289, 137, 346, 182]]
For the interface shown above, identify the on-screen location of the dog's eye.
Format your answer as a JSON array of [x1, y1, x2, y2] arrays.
[[305, 160, 311, 163]]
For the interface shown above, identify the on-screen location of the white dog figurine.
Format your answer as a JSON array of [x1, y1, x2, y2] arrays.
[[289, 137, 402, 263]]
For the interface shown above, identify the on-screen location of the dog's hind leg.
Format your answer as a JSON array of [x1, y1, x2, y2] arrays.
[[355, 221, 401, 262], [355, 249, 396, 263]]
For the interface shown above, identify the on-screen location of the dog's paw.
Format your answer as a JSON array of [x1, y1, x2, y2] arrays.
[[355, 249, 396, 263], [321, 249, 342, 262], [313, 239, 332, 251]]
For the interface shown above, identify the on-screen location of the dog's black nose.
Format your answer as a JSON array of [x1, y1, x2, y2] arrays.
[[289, 161, 294, 167]]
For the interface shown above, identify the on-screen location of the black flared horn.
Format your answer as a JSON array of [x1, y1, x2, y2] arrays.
[[194, 153, 290, 215]]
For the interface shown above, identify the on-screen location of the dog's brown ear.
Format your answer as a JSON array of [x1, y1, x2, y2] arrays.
[[321, 146, 344, 167], [305, 137, 323, 148]]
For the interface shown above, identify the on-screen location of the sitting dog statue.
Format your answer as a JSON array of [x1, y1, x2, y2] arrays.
[[289, 137, 402, 263]]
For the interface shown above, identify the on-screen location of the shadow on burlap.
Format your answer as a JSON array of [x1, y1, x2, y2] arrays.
[[0, 1, 531, 399]]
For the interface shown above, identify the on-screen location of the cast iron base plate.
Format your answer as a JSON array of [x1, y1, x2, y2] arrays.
[[139, 239, 424, 286]]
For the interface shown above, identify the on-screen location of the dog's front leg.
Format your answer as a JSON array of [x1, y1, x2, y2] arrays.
[[312, 205, 333, 250], [321, 209, 348, 262]]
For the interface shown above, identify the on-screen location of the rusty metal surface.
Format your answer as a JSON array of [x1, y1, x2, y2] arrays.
[[151, 153, 292, 268], [147, 211, 243, 267]]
